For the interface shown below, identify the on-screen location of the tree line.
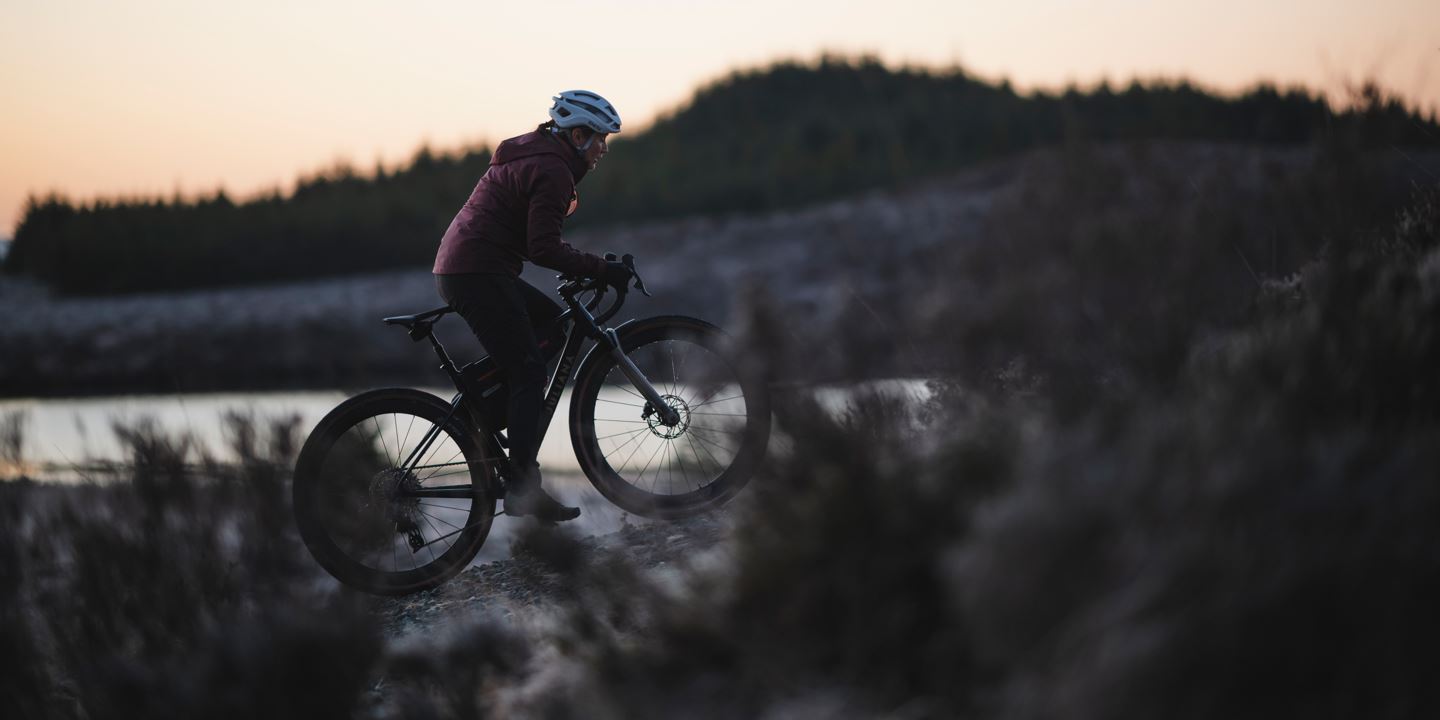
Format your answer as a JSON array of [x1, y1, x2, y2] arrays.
[[7, 55, 1438, 295]]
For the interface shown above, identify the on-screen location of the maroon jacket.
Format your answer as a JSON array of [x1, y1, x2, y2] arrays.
[[433, 130, 607, 278]]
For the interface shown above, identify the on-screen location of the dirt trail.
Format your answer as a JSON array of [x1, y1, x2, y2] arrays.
[[374, 510, 731, 637]]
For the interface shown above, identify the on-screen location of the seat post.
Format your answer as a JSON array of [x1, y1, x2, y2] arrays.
[[424, 331, 466, 388]]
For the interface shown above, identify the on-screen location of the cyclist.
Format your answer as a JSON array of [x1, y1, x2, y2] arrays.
[[433, 90, 631, 522]]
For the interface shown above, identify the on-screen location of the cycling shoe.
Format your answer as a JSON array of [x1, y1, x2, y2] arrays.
[[505, 484, 581, 523]]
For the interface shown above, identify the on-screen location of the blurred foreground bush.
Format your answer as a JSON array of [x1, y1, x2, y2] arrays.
[[479, 184, 1440, 718], [0, 414, 384, 718]]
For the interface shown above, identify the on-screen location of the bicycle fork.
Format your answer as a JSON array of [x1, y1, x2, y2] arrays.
[[602, 328, 682, 427]]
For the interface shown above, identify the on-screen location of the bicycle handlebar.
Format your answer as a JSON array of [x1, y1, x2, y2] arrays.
[[554, 252, 651, 327], [556, 253, 649, 297]]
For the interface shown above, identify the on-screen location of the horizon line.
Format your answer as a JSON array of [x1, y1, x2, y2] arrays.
[[9, 52, 1439, 220]]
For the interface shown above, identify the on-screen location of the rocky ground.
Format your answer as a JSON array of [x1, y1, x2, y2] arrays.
[[372, 509, 732, 638]]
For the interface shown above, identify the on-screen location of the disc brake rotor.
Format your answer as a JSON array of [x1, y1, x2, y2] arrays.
[[643, 394, 692, 439]]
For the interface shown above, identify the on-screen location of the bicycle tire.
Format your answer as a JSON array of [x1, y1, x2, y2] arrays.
[[569, 316, 770, 519], [293, 388, 495, 595]]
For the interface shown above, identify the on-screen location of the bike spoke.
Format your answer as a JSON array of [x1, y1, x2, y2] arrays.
[[413, 516, 492, 551], [671, 437, 698, 493], [399, 413, 418, 459], [417, 501, 471, 517], [596, 426, 651, 442], [392, 414, 402, 470], [602, 428, 651, 472], [669, 438, 685, 491], [691, 432, 730, 471], [658, 441, 670, 495], [419, 447, 464, 484], [687, 444, 707, 491], [602, 424, 651, 451], [685, 383, 729, 410], [416, 507, 464, 532], [338, 425, 369, 468], [667, 441, 681, 495], [613, 429, 653, 473], [408, 429, 444, 474], [661, 441, 675, 494], [610, 382, 648, 402], [635, 438, 666, 492], [406, 484, 477, 499], [398, 420, 445, 476], [416, 513, 444, 563], [675, 340, 693, 386], [692, 394, 746, 409], [668, 342, 679, 397], [689, 428, 738, 456], [373, 416, 393, 466], [597, 398, 648, 408], [686, 432, 723, 479], [686, 422, 745, 435]]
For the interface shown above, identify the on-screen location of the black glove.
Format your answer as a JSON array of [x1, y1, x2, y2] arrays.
[[602, 260, 632, 290]]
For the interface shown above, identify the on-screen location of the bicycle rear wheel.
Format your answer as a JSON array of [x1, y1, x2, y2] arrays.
[[570, 316, 770, 519], [293, 388, 495, 595]]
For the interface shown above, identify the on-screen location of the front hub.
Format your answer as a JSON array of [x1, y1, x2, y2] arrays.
[[644, 394, 692, 439]]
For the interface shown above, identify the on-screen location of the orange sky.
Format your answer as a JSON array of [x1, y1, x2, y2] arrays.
[[2, 0, 1437, 237]]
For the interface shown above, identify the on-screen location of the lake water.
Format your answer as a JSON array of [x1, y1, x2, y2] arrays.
[[0, 379, 932, 482], [0, 381, 932, 563], [0, 388, 583, 480]]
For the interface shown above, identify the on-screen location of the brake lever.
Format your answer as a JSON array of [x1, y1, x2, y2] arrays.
[[622, 253, 652, 297]]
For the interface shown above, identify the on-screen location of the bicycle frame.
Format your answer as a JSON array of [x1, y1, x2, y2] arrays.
[[392, 278, 672, 501]]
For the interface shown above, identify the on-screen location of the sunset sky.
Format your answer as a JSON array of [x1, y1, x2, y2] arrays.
[[2, 0, 1437, 237]]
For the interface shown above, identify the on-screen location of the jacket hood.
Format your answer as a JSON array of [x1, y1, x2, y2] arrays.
[[491, 130, 589, 182]]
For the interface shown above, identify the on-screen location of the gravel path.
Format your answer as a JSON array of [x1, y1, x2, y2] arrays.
[[373, 509, 732, 637]]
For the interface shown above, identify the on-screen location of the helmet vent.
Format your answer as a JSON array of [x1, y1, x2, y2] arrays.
[[548, 90, 622, 133]]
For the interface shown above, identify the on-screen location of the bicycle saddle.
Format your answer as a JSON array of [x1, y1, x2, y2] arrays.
[[382, 306, 453, 329], [383, 306, 454, 340]]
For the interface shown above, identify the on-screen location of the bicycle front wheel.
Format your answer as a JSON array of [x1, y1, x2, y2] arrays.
[[570, 316, 771, 519], [293, 388, 495, 595]]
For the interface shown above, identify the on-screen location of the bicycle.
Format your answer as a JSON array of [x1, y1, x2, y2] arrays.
[[292, 255, 771, 595]]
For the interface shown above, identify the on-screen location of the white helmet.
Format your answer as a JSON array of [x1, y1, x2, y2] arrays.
[[549, 90, 622, 134]]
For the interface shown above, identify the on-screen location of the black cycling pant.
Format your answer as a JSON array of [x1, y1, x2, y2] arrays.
[[435, 273, 563, 474]]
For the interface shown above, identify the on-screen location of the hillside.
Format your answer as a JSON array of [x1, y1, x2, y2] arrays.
[[6, 56, 1438, 295], [3, 140, 1436, 397]]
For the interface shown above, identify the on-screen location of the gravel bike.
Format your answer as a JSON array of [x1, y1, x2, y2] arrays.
[[292, 255, 771, 595]]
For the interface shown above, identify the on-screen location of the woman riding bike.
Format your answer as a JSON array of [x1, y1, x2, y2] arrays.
[[432, 90, 630, 523]]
